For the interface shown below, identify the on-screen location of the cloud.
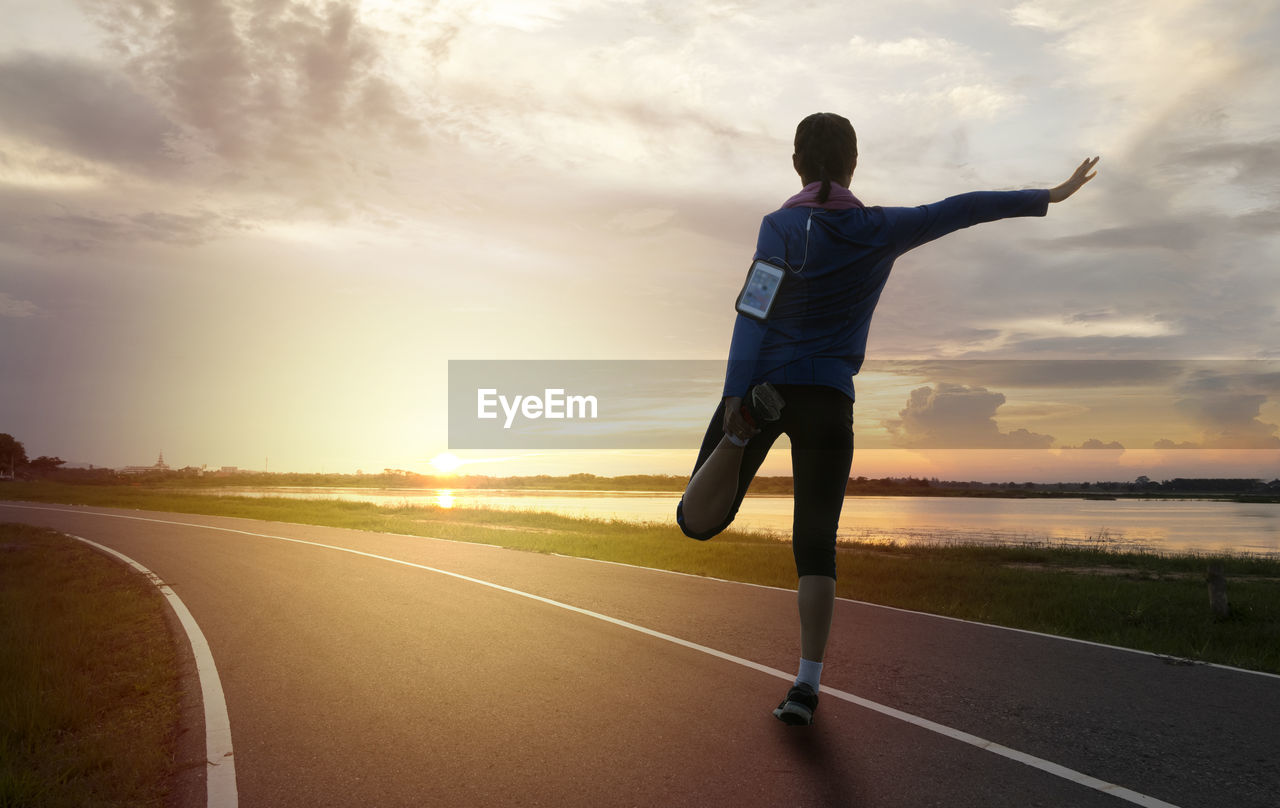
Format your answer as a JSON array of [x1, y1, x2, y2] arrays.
[[1005, 1, 1087, 32], [862, 359, 1186, 389], [1166, 138, 1280, 192], [80, 0, 425, 172], [1148, 365, 1280, 448], [863, 361, 1280, 452], [0, 179, 256, 250], [1162, 394, 1280, 449], [0, 51, 179, 171], [47, 209, 253, 248], [847, 35, 977, 65], [0, 292, 41, 318], [605, 207, 676, 233], [858, 1, 1280, 363], [0, 0, 440, 251], [1234, 206, 1280, 235], [884, 382, 1055, 449], [1035, 221, 1204, 252], [1153, 439, 1200, 450], [1063, 438, 1124, 450], [1176, 365, 1280, 397]]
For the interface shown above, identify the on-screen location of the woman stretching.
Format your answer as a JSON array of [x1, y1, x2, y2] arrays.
[[675, 112, 1098, 726]]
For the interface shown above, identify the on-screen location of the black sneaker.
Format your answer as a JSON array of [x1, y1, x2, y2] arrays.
[[773, 682, 818, 726], [741, 382, 785, 428]]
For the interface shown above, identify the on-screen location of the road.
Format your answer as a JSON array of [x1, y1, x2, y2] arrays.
[[2, 500, 1277, 807]]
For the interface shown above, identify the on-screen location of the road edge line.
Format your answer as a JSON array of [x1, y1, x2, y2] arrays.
[[63, 532, 238, 808]]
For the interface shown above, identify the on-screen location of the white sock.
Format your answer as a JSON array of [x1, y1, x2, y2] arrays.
[[795, 657, 823, 692], [726, 433, 749, 447]]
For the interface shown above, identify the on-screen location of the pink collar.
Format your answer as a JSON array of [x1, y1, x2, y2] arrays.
[[782, 181, 865, 210]]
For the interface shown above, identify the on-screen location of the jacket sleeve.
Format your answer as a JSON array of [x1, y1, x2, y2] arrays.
[[721, 216, 786, 399], [883, 188, 1050, 255], [722, 315, 766, 399]]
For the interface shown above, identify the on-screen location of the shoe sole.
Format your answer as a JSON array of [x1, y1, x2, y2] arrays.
[[750, 383, 786, 422], [773, 702, 814, 726]]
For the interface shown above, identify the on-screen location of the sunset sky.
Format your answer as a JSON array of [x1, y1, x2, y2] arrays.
[[2, 0, 1278, 481]]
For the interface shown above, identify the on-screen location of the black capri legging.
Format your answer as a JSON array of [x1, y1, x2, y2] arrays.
[[675, 383, 854, 580]]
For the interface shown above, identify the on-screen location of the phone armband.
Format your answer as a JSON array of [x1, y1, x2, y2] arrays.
[[735, 259, 786, 321]]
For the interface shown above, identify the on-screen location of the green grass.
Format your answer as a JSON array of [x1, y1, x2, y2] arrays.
[[4, 481, 1280, 675], [0, 522, 180, 808]]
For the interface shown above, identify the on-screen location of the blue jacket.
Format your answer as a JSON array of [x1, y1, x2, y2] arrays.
[[723, 188, 1051, 402]]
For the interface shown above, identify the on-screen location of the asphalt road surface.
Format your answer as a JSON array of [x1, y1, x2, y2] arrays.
[[3, 500, 1277, 808]]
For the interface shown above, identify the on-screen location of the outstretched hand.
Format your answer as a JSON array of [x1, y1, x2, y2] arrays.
[[1049, 156, 1100, 203]]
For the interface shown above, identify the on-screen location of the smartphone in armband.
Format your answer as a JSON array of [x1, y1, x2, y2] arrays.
[[735, 259, 786, 321]]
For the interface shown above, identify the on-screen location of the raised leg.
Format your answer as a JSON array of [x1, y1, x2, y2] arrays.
[[679, 435, 746, 535]]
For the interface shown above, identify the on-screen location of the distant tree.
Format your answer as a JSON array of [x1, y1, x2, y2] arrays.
[[0, 433, 28, 474], [1163, 478, 1261, 493], [29, 456, 66, 474], [1135, 475, 1151, 486]]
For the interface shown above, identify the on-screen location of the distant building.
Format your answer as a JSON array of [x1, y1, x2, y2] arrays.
[[119, 452, 171, 475]]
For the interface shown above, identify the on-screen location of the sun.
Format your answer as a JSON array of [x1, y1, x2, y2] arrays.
[[429, 452, 463, 474]]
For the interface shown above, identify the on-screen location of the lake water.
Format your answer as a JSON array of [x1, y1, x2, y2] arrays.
[[174, 486, 1280, 557]]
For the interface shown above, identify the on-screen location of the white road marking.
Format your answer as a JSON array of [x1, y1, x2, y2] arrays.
[[383, 530, 502, 548], [62, 532, 238, 808], [1, 503, 1186, 807], [552, 547, 1280, 681]]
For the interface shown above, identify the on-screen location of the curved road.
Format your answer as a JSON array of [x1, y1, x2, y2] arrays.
[[3, 501, 1277, 807]]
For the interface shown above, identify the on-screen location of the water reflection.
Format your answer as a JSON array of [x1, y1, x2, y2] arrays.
[[170, 486, 1279, 556]]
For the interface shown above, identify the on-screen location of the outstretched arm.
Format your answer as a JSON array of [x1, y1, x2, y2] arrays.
[[886, 188, 1050, 253], [885, 156, 1101, 253], [1048, 156, 1100, 203]]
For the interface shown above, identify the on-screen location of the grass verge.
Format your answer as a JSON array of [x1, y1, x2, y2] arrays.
[[3, 481, 1279, 675], [0, 521, 180, 808]]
